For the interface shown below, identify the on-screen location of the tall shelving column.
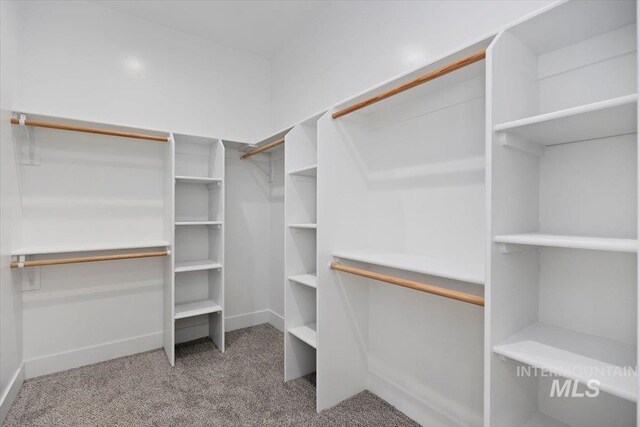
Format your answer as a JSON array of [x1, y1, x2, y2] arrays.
[[486, 2, 637, 426], [173, 134, 225, 353], [284, 122, 318, 383]]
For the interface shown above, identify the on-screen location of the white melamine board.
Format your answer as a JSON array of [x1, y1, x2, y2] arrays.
[[175, 176, 222, 184], [288, 323, 317, 349], [333, 251, 484, 285], [288, 223, 317, 229], [174, 259, 221, 273], [289, 165, 317, 177], [495, 94, 637, 146], [175, 221, 222, 226], [164, 134, 176, 365], [493, 322, 637, 402], [493, 233, 637, 253], [174, 299, 222, 319], [288, 274, 317, 289], [12, 241, 170, 256]]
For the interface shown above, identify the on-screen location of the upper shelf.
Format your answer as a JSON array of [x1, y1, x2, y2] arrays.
[[493, 322, 637, 402], [288, 164, 317, 177], [494, 233, 637, 253], [175, 176, 222, 185], [333, 251, 484, 285], [12, 240, 170, 256], [494, 94, 638, 146]]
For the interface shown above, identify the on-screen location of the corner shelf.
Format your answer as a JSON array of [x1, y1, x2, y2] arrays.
[[288, 223, 317, 229], [289, 164, 317, 177], [493, 322, 637, 402], [493, 233, 637, 253], [288, 323, 317, 348], [494, 94, 638, 146], [288, 274, 317, 289], [175, 176, 222, 185], [333, 251, 484, 285], [174, 299, 222, 320], [175, 260, 222, 273]]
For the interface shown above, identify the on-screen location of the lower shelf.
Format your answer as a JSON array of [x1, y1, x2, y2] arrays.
[[175, 260, 222, 273], [523, 412, 570, 427], [288, 273, 317, 289], [288, 323, 317, 348], [493, 322, 637, 402], [175, 299, 222, 320]]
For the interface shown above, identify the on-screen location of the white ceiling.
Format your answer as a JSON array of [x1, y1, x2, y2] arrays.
[[96, 0, 332, 59]]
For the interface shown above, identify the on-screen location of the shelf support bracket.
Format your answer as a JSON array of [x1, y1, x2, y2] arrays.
[[17, 114, 40, 166], [241, 147, 271, 180], [498, 132, 545, 157]]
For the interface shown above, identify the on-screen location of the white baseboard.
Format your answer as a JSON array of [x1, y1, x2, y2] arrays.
[[267, 309, 284, 332], [24, 332, 163, 379], [225, 309, 270, 331], [368, 370, 481, 427], [0, 363, 24, 424], [224, 309, 285, 332]]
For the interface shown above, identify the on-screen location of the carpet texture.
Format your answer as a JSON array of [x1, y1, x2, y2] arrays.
[[4, 324, 418, 426]]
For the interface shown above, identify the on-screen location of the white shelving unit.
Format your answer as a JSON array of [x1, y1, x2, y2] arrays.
[[487, 2, 638, 426], [284, 119, 319, 384], [288, 274, 317, 289], [170, 133, 225, 356], [316, 37, 490, 424]]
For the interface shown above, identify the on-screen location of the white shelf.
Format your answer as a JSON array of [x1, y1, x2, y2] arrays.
[[288, 164, 317, 177], [174, 299, 222, 320], [175, 260, 222, 273], [288, 274, 317, 289], [288, 223, 317, 229], [493, 323, 637, 402], [288, 323, 317, 348], [333, 251, 484, 285], [494, 94, 638, 146], [175, 175, 222, 185], [12, 240, 170, 256], [175, 221, 222, 226], [522, 413, 570, 427], [494, 233, 637, 253]]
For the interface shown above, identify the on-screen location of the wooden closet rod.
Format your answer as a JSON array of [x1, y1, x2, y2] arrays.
[[332, 49, 486, 119], [330, 263, 484, 307], [241, 138, 285, 159], [11, 250, 169, 269], [10, 117, 168, 142]]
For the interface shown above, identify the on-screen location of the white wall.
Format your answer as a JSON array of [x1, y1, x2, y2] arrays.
[[11, 0, 273, 379], [269, 0, 555, 131], [0, 1, 25, 422], [15, 0, 271, 142]]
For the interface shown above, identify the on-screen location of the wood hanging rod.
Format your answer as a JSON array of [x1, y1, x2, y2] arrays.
[[10, 117, 168, 142], [332, 49, 486, 119], [11, 250, 169, 269], [330, 263, 484, 307], [241, 138, 285, 159]]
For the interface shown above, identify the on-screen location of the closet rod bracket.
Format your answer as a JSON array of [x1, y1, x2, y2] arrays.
[[16, 113, 40, 166]]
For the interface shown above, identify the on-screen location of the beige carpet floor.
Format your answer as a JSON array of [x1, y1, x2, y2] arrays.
[[4, 324, 418, 426]]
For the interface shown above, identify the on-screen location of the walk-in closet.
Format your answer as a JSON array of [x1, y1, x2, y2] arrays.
[[0, 1, 638, 426]]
